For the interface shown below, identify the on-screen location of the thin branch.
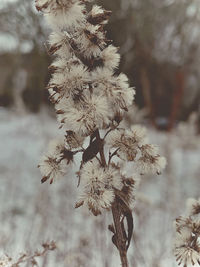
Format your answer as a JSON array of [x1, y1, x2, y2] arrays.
[[108, 148, 120, 166]]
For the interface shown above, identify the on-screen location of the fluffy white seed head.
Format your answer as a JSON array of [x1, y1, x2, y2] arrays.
[[106, 126, 148, 161], [65, 131, 85, 150], [47, 137, 66, 156], [48, 63, 89, 103], [78, 159, 122, 215], [48, 31, 72, 58], [101, 45, 120, 70], [130, 125, 148, 147], [174, 215, 200, 267], [76, 23, 106, 58], [39, 154, 67, 183], [136, 144, 166, 175], [186, 198, 200, 217], [44, 1, 86, 30], [38, 138, 68, 183], [58, 94, 111, 136], [92, 68, 135, 114], [80, 159, 123, 190]]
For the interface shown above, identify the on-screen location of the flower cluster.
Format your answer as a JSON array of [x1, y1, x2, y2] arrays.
[[76, 159, 123, 215], [36, 0, 165, 218], [174, 198, 200, 266], [106, 125, 166, 175], [38, 138, 74, 184]]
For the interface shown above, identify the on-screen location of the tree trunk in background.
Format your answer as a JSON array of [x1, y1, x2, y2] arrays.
[[168, 69, 184, 131], [140, 68, 156, 128]]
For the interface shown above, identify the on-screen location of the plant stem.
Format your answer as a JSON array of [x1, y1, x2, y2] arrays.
[[112, 202, 129, 267], [95, 130, 107, 167], [96, 129, 129, 267]]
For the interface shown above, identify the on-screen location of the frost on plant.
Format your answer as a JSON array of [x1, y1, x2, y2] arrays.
[[36, 0, 166, 265], [174, 198, 200, 267]]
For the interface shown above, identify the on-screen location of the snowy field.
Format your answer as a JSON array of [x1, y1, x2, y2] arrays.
[[0, 108, 199, 266]]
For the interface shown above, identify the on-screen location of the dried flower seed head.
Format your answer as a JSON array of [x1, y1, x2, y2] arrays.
[[47, 137, 65, 157], [137, 144, 166, 175], [43, 1, 86, 30], [92, 68, 135, 114], [48, 31, 72, 58], [101, 45, 120, 70], [174, 200, 200, 267], [186, 198, 200, 217], [106, 125, 148, 161], [39, 154, 67, 184], [77, 159, 124, 215], [80, 159, 123, 191], [88, 5, 112, 26], [76, 23, 106, 58], [65, 131, 84, 150], [49, 57, 81, 73], [57, 94, 110, 136], [38, 138, 70, 184], [48, 63, 89, 104]]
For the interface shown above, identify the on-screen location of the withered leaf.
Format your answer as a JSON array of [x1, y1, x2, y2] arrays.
[[82, 139, 100, 163], [115, 190, 134, 250], [121, 202, 133, 250], [112, 233, 118, 249]]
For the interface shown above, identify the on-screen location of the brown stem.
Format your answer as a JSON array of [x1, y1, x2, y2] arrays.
[[95, 130, 107, 167], [108, 148, 120, 166], [112, 202, 129, 267], [95, 129, 129, 267]]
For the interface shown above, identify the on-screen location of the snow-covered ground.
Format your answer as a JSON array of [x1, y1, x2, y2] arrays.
[[0, 109, 199, 266]]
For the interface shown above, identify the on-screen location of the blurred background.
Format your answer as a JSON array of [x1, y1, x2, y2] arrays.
[[0, 0, 200, 266]]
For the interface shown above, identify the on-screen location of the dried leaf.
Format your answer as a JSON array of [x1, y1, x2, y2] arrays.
[[82, 139, 100, 163], [115, 190, 134, 250]]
